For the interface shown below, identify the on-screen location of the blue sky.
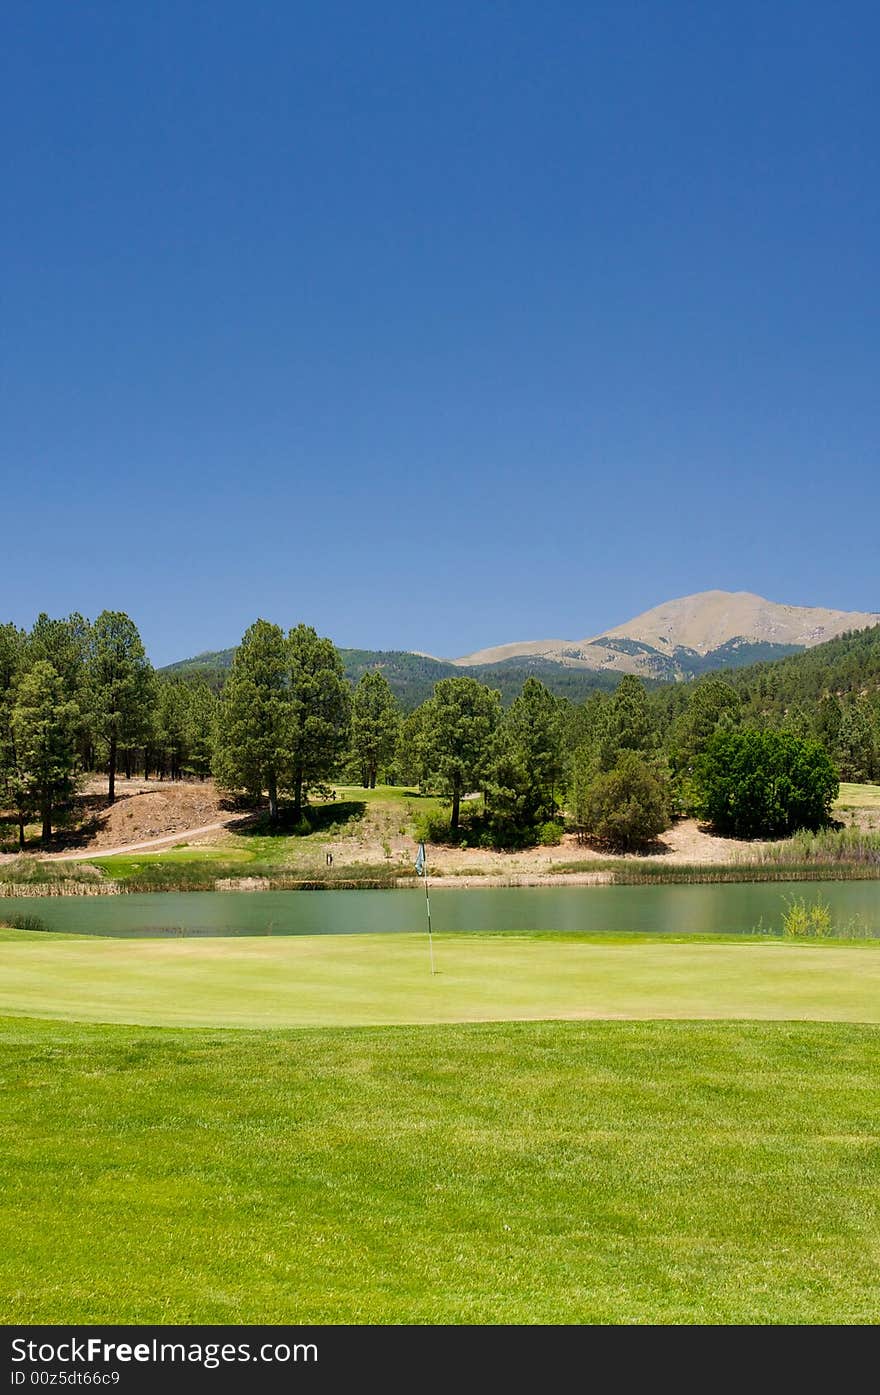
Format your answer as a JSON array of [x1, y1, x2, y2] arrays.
[[3, 2, 878, 665]]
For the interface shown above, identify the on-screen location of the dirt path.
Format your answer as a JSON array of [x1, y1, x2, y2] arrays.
[[47, 822, 231, 861]]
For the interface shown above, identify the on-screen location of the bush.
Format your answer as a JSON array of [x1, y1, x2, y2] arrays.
[[413, 807, 459, 844], [537, 820, 564, 846], [694, 729, 838, 839], [782, 896, 832, 938], [575, 753, 670, 851]]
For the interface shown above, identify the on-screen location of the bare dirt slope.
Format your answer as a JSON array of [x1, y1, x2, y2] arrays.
[[321, 816, 764, 885], [53, 778, 234, 853]]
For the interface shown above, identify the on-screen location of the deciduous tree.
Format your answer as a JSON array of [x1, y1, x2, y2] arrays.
[[694, 729, 838, 838]]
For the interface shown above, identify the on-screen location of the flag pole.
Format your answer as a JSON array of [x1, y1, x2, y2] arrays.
[[424, 849, 435, 976], [416, 841, 435, 976]]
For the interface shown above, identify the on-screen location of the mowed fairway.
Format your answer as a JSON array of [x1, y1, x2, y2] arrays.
[[2, 929, 880, 1027], [3, 929, 880, 1323], [1, 1015, 879, 1323]]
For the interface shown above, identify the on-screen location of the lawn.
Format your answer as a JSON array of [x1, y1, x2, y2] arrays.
[[1, 928, 879, 1028], [836, 782, 880, 810], [1, 1014, 878, 1323]]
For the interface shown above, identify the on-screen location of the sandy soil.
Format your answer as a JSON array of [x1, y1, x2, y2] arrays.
[[7, 778, 242, 860], [319, 815, 766, 886]]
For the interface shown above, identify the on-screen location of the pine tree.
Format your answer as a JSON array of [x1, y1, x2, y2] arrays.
[[213, 620, 292, 821], [350, 671, 400, 788], [287, 625, 351, 816], [86, 612, 153, 802], [10, 661, 79, 845], [421, 676, 501, 831]]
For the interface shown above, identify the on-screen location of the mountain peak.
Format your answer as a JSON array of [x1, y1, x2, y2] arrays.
[[453, 590, 880, 678]]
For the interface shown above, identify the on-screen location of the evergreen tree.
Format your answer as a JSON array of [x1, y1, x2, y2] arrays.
[[213, 620, 291, 821], [350, 671, 400, 788], [487, 677, 564, 832], [185, 676, 217, 778], [572, 750, 670, 851], [23, 613, 91, 702], [670, 676, 741, 771], [86, 612, 153, 802], [396, 704, 431, 789], [836, 702, 877, 782], [593, 674, 657, 772], [10, 661, 79, 845], [0, 624, 25, 815], [421, 676, 501, 831], [155, 678, 189, 781], [287, 625, 351, 816]]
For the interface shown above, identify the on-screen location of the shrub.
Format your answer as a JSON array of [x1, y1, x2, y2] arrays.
[[574, 753, 670, 851], [537, 820, 564, 846], [782, 896, 832, 938]]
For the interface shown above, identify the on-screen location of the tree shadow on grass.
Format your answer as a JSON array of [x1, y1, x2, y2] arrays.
[[234, 801, 368, 838]]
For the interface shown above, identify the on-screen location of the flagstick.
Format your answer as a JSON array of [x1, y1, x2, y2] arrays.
[[424, 853, 435, 976]]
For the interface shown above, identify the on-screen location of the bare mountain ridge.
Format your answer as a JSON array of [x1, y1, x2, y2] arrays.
[[452, 590, 880, 680]]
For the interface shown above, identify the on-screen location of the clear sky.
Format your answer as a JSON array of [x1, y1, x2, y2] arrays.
[[3, 2, 878, 665]]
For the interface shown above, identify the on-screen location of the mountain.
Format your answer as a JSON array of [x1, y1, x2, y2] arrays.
[[162, 590, 880, 705], [452, 590, 880, 681], [162, 647, 622, 709]]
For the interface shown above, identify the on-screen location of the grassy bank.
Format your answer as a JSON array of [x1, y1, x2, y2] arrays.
[[2, 1014, 878, 1323], [551, 859, 880, 884]]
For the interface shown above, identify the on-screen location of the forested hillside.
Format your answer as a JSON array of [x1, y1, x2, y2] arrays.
[[727, 625, 880, 710], [164, 646, 622, 708], [3, 607, 879, 853]]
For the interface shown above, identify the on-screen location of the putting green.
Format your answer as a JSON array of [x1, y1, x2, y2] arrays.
[[2, 929, 879, 1027]]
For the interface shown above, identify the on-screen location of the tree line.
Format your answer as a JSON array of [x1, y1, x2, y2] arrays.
[[3, 609, 876, 849], [0, 612, 215, 845]]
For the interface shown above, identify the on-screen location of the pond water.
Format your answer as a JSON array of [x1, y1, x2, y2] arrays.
[[3, 882, 879, 938]]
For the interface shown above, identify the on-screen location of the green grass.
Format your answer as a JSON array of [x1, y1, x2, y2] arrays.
[[81, 850, 404, 891], [836, 782, 880, 810], [1, 929, 879, 1028], [1, 1014, 878, 1323]]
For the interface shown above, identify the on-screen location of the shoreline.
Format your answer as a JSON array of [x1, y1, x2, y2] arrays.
[[1, 864, 879, 896]]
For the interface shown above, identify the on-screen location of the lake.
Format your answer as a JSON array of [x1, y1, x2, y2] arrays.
[[3, 882, 879, 937]]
